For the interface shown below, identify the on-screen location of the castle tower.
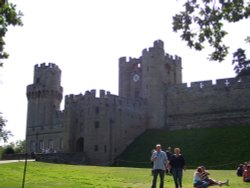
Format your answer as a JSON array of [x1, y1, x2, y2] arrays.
[[26, 63, 63, 152], [119, 40, 182, 129], [141, 40, 182, 128]]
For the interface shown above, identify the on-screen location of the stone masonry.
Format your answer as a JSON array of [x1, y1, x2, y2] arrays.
[[25, 40, 250, 164]]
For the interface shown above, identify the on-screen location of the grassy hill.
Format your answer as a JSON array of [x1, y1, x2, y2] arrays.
[[116, 125, 250, 169]]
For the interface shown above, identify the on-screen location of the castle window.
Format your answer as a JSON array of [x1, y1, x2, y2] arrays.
[[94, 145, 98, 151], [95, 107, 99, 114], [60, 138, 63, 150], [95, 121, 99, 128], [104, 145, 107, 153], [138, 63, 141, 68], [36, 78, 40, 83]]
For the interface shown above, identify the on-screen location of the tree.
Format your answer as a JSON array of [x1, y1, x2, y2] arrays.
[[172, 0, 250, 77], [14, 139, 25, 153], [0, 1, 23, 142], [0, 0, 23, 66], [0, 113, 12, 142]]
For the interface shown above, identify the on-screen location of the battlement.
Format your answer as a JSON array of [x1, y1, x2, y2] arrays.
[[119, 41, 182, 70], [119, 56, 142, 65], [153, 39, 164, 49], [35, 63, 60, 70], [165, 53, 182, 64], [169, 76, 250, 91], [65, 89, 146, 109], [142, 40, 165, 56]]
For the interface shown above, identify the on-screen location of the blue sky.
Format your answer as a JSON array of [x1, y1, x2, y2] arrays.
[[0, 0, 248, 144]]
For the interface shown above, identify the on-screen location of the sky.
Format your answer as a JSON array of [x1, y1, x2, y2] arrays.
[[0, 0, 249, 144]]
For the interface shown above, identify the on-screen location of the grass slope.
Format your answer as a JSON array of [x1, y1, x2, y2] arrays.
[[0, 162, 249, 188], [117, 125, 250, 169]]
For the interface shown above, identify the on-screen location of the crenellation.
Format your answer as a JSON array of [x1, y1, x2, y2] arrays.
[[119, 56, 127, 64], [100, 90, 105, 98], [90, 89, 96, 97], [153, 39, 164, 49], [35, 62, 60, 71], [190, 80, 213, 89], [164, 53, 182, 65], [216, 78, 236, 87]]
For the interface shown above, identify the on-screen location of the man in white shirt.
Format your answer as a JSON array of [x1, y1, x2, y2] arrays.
[[151, 144, 167, 188]]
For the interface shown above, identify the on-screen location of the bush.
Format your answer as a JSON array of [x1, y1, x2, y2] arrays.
[[3, 146, 15, 154]]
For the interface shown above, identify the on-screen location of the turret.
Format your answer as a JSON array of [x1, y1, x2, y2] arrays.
[[26, 63, 63, 152]]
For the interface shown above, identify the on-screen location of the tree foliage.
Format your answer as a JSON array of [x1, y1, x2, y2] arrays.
[[172, 0, 250, 76], [0, 0, 23, 66], [14, 139, 25, 153], [0, 113, 12, 142], [0, 1, 22, 142]]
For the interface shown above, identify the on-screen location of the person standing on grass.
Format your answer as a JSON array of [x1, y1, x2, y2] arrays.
[[169, 147, 185, 188], [151, 144, 167, 188]]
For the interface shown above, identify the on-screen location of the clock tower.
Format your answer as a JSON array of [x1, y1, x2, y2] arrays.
[[119, 57, 142, 99]]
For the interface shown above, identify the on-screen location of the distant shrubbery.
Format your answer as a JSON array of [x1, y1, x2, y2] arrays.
[[0, 140, 25, 159]]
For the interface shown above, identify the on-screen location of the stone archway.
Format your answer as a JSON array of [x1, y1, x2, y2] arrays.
[[76, 137, 84, 152]]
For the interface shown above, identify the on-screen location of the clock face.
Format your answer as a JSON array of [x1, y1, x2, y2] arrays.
[[133, 74, 140, 82]]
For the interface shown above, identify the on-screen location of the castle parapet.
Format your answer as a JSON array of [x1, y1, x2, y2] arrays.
[[190, 80, 213, 88], [169, 76, 250, 92], [142, 40, 165, 57], [119, 56, 141, 65], [216, 78, 237, 87], [165, 53, 182, 64], [35, 62, 60, 71], [153, 39, 164, 49]]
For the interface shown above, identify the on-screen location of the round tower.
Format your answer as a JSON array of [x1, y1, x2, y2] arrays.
[[26, 63, 63, 131]]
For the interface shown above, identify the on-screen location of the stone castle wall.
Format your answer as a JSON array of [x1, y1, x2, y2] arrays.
[[63, 89, 147, 164], [166, 76, 250, 129]]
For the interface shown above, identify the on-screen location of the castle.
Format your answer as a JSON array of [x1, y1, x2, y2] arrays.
[[26, 40, 250, 164]]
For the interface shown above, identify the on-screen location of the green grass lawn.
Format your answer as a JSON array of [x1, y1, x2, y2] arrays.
[[0, 161, 249, 188], [117, 125, 250, 169]]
